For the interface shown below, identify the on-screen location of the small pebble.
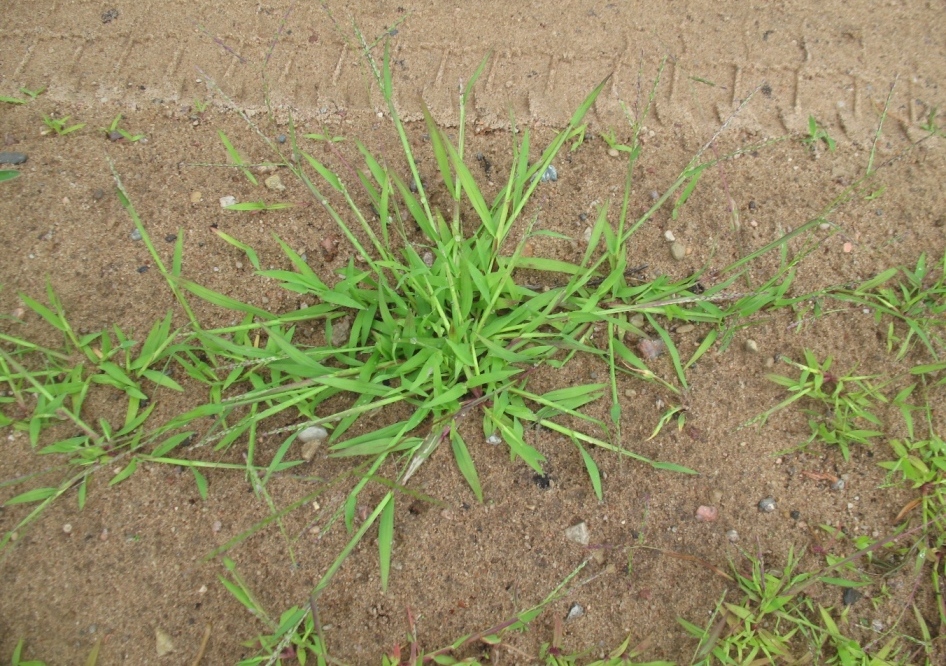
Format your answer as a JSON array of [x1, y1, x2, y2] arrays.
[[758, 497, 777, 513], [155, 629, 174, 656], [220, 195, 236, 208], [676, 324, 694, 334], [565, 602, 585, 621], [62, 523, 73, 534], [819, 222, 831, 231], [212, 520, 222, 533], [670, 241, 686, 261], [842, 588, 861, 606], [301, 439, 320, 462], [0, 151, 28, 164], [664, 230, 676, 242], [695, 505, 718, 522], [164, 233, 177, 243], [92, 188, 105, 201], [276, 134, 287, 144], [832, 479, 845, 491], [190, 191, 202, 203], [108, 130, 123, 142], [745, 339, 759, 353], [565, 522, 590, 546], [486, 434, 502, 445], [299, 426, 328, 443], [100, 528, 109, 541], [871, 619, 884, 632], [130, 228, 142, 241], [264, 174, 285, 191], [539, 164, 558, 183], [137, 265, 149, 273], [607, 148, 619, 158], [650, 190, 659, 200], [637, 338, 665, 360], [790, 510, 801, 520], [843, 242, 853, 253], [726, 529, 739, 543]]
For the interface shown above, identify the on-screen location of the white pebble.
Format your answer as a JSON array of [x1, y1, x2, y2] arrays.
[[664, 230, 676, 242], [62, 523, 73, 534], [219, 195, 237, 208], [299, 425, 328, 443]]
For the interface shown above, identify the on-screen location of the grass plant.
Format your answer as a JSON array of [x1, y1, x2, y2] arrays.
[[2, 22, 945, 666]]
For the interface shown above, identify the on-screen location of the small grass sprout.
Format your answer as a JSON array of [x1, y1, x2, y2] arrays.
[[752, 350, 888, 460], [0, 86, 45, 105], [101, 113, 146, 142], [41, 114, 85, 136], [803, 115, 837, 152]]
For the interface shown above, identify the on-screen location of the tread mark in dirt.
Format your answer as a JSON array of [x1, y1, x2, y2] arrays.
[[0, 7, 941, 147]]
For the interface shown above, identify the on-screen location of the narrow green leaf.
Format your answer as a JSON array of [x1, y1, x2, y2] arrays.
[[5, 487, 58, 505], [450, 430, 482, 501], [109, 458, 138, 486], [378, 496, 395, 591], [192, 467, 209, 500], [576, 442, 602, 501]]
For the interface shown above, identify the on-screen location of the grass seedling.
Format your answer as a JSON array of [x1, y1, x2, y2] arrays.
[[0, 86, 45, 105], [193, 97, 209, 114], [830, 252, 946, 361], [803, 115, 837, 152], [752, 350, 888, 460], [41, 114, 85, 136], [101, 113, 145, 142]]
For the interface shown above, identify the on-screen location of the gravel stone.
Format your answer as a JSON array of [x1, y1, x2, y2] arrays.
[[565, 521, 590, 545], [539, 164, 558, 182], [745, 339, 759, 353], [670, 241, 686, 261], [758, 497, 777, 513], [565, 602, 585, 621], [695, 505, 718, 522], [130, 228, 142, 241], [264, 174, 285, 191], [299, 426, 329, 443], [726, 529, 739, 542], [0, 152, 27, 165]]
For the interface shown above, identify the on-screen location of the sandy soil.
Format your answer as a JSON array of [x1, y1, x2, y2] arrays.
[[1, 1, 945, 664]]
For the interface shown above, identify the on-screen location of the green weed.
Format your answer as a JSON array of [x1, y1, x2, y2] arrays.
[[803, 115, 837, 152], [0, 86, 45, 105], [101, 113, 145, 142], [41, 114, 84, 136], [753, 350, 889, 460], [830, 252, 946, 361]]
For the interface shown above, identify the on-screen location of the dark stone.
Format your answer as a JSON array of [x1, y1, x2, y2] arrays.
[[0, 152, 27, 165], [842, 588, 861, 606]]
